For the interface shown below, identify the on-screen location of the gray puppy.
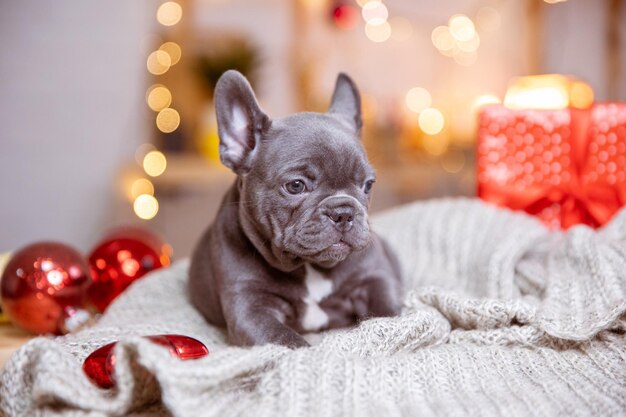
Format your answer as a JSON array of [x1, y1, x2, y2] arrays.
[[188, 70, 401, 348]]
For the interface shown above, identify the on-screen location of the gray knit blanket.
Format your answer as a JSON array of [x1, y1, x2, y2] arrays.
[[1, 199, 625, 417]]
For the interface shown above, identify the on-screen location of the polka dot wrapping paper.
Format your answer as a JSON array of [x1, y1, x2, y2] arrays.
[[477, 103, 626, 229]]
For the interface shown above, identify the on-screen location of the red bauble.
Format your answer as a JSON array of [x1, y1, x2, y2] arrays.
[[83, 334, 209, 389], [0, 242, 93, 334], [87, 227, 172, 312], [332, 4, 358, 30]]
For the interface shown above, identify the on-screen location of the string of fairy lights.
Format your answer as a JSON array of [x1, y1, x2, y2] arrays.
[[352, 0, 568, 153], [127, 0, 571, 219], [131, 1, 183, 221], [353, 0, 502, 138]]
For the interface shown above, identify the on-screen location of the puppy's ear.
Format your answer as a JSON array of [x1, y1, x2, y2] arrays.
[[328, 73, 363, 133], [214, 70, 270, 174]]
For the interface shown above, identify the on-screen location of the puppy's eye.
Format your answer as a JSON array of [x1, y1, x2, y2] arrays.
[[285, 180, 306, 194], [364, 180, 375, 194]]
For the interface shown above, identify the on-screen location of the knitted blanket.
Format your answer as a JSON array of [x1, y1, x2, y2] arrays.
[[1, 199, 625, 417]]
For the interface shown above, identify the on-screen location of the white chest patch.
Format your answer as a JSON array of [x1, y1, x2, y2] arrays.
[[301, 264, 333, 332]]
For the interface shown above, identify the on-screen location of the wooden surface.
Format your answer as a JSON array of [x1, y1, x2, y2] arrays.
[[0, 323, 33, 369]]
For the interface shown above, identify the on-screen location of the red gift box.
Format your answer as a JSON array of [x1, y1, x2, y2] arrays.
[[477, 103, 626, 229]]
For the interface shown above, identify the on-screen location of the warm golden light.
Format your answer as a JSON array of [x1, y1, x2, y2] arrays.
[[570, 81, 594, 109], [431, 26, 455, 52], [361, 1, 388, 25], [157, 1, 182, 26], [133, 194, 159, 220], [361, 94, 378, 123], [143, 150, 167, 177], [457, 32, 480, 52], [419, 108, 445, 135], [448, 14, 475, 42], [156, 107, 181, 133], [422, 133, 449, 156], [159, 42, 182, 65], [405, 87, 432, 114], [505, 86, 568, 110], [503, 75, 592, 110], [300, 0, 326, 12], [356, 0, 374, 6], [146, 85, 172, 112], [476, 7, 501, 32], [131, 178, 155, 200], [147, 50, 171, 75], [365, 21, 391, 42], [472, 94, 501, 113], [161, 244, 173, 266]]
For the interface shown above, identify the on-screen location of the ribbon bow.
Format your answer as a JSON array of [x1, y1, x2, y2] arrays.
[[480, 107, 626, 229]]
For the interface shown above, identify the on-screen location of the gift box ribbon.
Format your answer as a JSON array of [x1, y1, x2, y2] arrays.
[[480, 108, 626, 228]]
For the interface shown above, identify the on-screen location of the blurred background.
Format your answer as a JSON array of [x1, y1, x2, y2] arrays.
[[1, 0, 625, 258]]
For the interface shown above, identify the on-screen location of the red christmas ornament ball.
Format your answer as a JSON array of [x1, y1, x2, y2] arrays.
[[87, 227, 172, 312], [0, 242, 93, 334], [83, 334, 209, 389], [332, 3, 358, 30]]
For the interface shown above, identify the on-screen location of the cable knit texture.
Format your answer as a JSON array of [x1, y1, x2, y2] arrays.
[[1, 198, 625, 416]]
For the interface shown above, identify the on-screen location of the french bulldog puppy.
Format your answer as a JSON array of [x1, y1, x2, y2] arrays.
[[188, 70, 401, 348]]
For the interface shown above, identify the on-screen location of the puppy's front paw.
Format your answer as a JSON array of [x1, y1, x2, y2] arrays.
[[281, 333, 310, 349]]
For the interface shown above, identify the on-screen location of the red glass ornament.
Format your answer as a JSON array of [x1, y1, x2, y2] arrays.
[[82, 334, 209, 389], [87, 227, 172, 312], [0, 242, 93, 334], [332, 4, 358, 30]]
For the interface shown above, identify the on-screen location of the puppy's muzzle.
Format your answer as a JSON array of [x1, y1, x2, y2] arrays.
[[321, 195, 362, 232]]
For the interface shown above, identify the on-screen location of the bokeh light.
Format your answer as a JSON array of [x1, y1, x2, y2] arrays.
[[146, 85, 172, 112], [133, 194, 159, 220], [570, 81, 594, 109], [147, 50, 171, 75], [457, 32, 480, 52], [418, 108, 445, 135], [365, 21, 391, 42], [361, 1, 388, 26], [405, 87, 432, 114], [503, 75, 594, 110], [432, 26, 455, 52], [472, 94, 501, 113], [156, 107, 181, 133], [143, 151, 167, 177], [504, 86, 569, 110], [131, 178, 155, 200], [159, 42, 182, 65], [157, 2, 182, 26], [448, 14, 475, 42]]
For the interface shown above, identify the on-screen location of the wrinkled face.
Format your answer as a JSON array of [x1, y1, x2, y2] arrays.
[[242, 113, 375, 268]]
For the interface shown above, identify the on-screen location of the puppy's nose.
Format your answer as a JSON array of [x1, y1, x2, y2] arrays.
[[326, 205, 355, 231]]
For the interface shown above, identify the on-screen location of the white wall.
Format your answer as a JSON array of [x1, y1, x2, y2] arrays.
[[0, 1, 153, 252]]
